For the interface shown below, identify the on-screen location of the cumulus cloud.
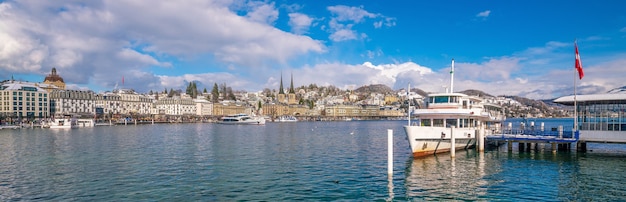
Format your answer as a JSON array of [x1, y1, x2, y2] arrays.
[[288, 13, 314, 34], [0, 0, 325, 92], [326, 5, 396, 42], [245, 1, 279, 25]]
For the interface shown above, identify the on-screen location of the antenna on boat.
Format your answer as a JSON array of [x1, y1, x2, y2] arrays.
[[450, 59, 455, 93]]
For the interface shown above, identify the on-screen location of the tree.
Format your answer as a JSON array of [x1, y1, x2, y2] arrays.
[[168, 88, 175, 97], [257, 100, 262, 110], [203, 88, 207, 93], [211, 83, 219, 103], [186, 81, 198, 98]]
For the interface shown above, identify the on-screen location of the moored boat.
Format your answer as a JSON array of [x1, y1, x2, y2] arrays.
[[47, 115, 79, 129], [218, 114, 266, 125], [277, 115, 298, 122], [403, 59, 505, 157]]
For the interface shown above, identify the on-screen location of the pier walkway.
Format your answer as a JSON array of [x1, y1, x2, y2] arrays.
[[485, 128, 580, 152]]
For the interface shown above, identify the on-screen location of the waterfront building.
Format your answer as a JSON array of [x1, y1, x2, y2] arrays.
[[213, 102, 251, 116], [324, 105, 379, 117], [94, 92, 122, 116], [115, 89, 154, 115], [194, 99, 213, 116], [42, 68, 66, 91], [154, 96, 196, 116], [49, 89, 96, 117], [263, 103, 317, 118], [0, 81, 49, 120], [555, 87, 626, 144]]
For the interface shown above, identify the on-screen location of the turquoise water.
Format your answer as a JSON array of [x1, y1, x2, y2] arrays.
[[1, 120, 625, 201]]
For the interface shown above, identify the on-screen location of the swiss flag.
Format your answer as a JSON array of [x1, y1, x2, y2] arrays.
[[575, 42, 584, 79]]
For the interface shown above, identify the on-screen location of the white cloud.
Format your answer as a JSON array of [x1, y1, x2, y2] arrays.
[[620, 27, 626, 32], [0, 0, 325, 92], [329, 28, 358, 41], [326, 5, 396, 42], [476, 10, 491, 18], [288, 13, 314, 34], [245, 1, 279, 25], [327, 5, 378, 23]]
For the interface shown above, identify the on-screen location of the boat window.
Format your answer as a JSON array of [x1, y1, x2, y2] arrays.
[[433, 119, 444, 127], [446, 119, 457, 128], [432, 96, 449, 103], [420, 119, 431, 126], [450, 96, 459, 103]]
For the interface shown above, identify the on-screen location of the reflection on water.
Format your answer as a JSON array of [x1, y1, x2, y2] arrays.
[[404, 148, 626, 201], [404, 150, 489, 200], [1, 121, 625, 201]]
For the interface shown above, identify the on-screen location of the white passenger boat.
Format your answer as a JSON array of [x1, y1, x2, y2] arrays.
[[46, 115, 79, 129], [404, 59, 505, 157], [218, 114, 266, 125], [277, 116, 298, 122]]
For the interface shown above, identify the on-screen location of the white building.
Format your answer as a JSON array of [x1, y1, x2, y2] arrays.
[[49, 89, 96, 116], [0, 81, 50, 120], [155, 96, 196, 115], [194, 99, 213, 116], [116, 89, 154, 115], [94, 92, 122, 115]]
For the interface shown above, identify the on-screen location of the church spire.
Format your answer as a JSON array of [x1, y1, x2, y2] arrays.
[[289, 72, 295, 94], [278, 73, 285, 94]]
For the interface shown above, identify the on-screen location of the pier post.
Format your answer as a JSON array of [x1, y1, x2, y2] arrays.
[[387, 129, 393, 175], [124, 118, 127, 125], [577, 141, 587, 152], [551, 143, 557, 153], [450, 126, 456, 158], [507, 140, 513, 152], [478, 125, 485, 152]]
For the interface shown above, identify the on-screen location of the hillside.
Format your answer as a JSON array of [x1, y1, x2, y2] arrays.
[[355, 84, 394, 94]]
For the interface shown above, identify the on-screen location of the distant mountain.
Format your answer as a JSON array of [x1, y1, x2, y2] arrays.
[[504, 95, 551, 111], [410, 88, 428, 97], [458, 89, 494, 97], [607, 86, 626, 94], [355, 84, 394, 94]]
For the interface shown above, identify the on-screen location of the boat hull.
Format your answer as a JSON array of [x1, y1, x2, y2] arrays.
[[404, 125, 477, 157]]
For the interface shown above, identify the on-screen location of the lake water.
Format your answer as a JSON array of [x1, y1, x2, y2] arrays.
[[1, 120, 625, 201]]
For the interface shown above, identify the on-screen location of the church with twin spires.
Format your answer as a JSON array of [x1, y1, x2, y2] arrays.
[[276, 73, 297, 105]]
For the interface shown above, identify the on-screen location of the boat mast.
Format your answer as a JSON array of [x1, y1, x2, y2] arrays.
[[450, 59, 455, 93]]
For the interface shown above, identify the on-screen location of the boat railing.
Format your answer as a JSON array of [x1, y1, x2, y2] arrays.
[[500, 129, 578, 139]]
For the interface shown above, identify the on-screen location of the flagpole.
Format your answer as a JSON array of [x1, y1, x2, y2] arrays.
[[573, 40, 578, 133], [407, 83, 411, 126]]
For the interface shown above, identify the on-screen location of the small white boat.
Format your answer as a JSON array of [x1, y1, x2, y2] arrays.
[[48, 115, 79, 129], [218, 114, 266, 125], [277, 116, 298, 122], [77, 119, 95, 127]]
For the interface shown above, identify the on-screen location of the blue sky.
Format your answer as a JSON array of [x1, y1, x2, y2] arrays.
[[1, 0, 625, 99]]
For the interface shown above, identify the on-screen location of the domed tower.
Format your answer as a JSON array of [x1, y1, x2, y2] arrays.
[[43, 67, 66, 91]]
